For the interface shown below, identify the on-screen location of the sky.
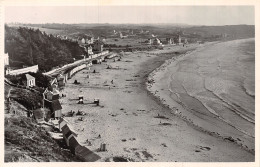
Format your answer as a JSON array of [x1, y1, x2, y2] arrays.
[[5, 6, 255, 25]]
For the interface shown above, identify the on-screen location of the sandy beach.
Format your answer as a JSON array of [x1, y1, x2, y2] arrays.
[[60, 43, 254, 162]]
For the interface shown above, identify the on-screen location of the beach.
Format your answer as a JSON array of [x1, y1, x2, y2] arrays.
[[60, 41, 254, 162]]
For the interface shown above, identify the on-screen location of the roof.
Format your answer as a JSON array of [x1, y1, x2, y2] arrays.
[[69, 136, 80, 150], [52, 100, 62, 111], [25, 74, 35, 80], [61, 124, 71, 135], [62, 124, 77, 137], [94, 40, 104, 45], [58, 117, 68, 124], [75, 145, 101, 162]]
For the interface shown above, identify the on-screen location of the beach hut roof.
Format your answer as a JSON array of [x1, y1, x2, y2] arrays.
[[75, 145, 101, 162], [69, 136, 80, 152], [58, 117, 68, 124], [62, 123, 77, 136]]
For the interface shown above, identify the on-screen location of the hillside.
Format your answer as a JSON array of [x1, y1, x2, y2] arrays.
[[5, 25, 85, 72], [5, 115, 81, 162]]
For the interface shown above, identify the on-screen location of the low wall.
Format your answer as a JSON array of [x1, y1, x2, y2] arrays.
[[43, 50, 109, 76], [7, 65, 39, 75], [68, 64, 87, 79]]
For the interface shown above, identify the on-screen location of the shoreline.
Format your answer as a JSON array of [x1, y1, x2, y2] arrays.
[[146, 39, 255, 153], [61, 43, 254, 161]]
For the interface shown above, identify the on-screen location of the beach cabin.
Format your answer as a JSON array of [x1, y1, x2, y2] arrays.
[[44, 99, 62, 119], [78, 95, 84, 104], [69, 136, 80, 154], [58, 117, 68, 131], [61, 124, 78, 147], [45, 90, 60, 101], [25, 74, 36, 87], [75, 145, 101, 162]]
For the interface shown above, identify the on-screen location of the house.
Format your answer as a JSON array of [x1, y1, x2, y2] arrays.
[[153, 38, 163, 46], [173, 35, 182, 44], [45, 90, 60, 101], [78, 38, 86, 46], [43, 88, 62, 119], [52, 100, 62, 118], [86, 46, 93, 55], [166, 38, 174, 45], [4, 53, 9, 66], [57, 74, 65, 87], [25, 74, 36, 87], [86, 36, 94, 44], [93, 40, 104, 53], [145, 39, 152, 44]]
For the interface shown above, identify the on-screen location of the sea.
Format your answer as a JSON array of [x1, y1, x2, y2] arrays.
[[168, 38, 255, 140]]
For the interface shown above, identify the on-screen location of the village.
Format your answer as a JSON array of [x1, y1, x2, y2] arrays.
[[4, 29, 195, 162], [3, 4, 257, 163]]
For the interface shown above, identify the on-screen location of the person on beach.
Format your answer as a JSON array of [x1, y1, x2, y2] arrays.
[[111, 80, 114, 84]]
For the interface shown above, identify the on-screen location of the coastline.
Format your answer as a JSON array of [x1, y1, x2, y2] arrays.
[[147, 39, 255, 153], [60, 43, 254, 161]]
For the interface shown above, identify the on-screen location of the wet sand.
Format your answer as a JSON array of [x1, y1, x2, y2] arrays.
[[148, 39, 255, 152], [60, 43, 254, 162]]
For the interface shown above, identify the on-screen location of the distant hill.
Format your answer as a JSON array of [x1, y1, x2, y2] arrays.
[[183, 25, 254, 39], [8, 23, 254, 40]]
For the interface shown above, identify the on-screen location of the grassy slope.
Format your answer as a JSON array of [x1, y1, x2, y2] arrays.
[[4, 115, 81, 162]]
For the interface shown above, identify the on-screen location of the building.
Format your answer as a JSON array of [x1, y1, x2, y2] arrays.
[[86, 46, 93, 55], [4, 53, 9, 66], [153, 38, 163, 46], [93, 40, 104, 53], [166, 38, 173, 45], [173, 35, 182, 44], [78, 38, 86, 45], [25, 74, 35, 87], [43, 88, 62, 119], [86, 36, 94, 44], [184, 38, 188, 44], [6, 65, 39, 75], [61, 124, 78, 147], [57, 74, 66, 87], [145, 39, 152, 44]]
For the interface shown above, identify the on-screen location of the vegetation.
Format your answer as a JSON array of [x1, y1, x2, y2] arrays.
[[5, 25, 85, 72], [5, 116, 81, 162], [11, 88, 42, 110], [6, 71, 52, 89]]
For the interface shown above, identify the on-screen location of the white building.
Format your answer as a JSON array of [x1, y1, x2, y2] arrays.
[[4, 53, 9, 66], [25, 74, 35, 87]]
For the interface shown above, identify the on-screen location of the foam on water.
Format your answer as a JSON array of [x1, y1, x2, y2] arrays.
[[169, 39, 255, 138]]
